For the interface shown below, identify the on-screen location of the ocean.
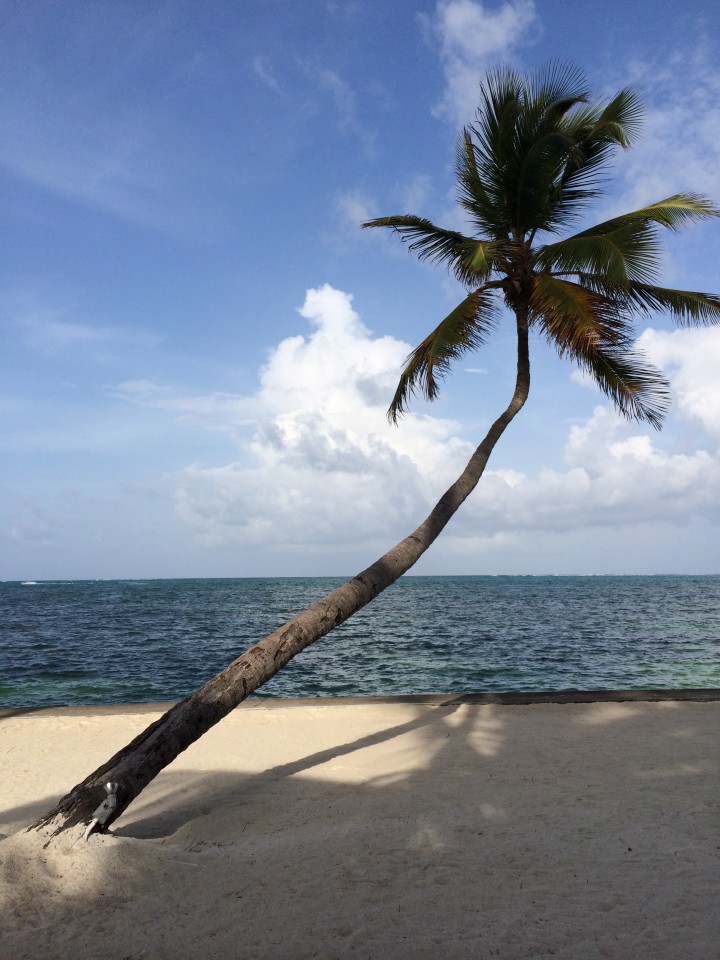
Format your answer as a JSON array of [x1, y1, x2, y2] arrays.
[[1, 575, 719, 709]]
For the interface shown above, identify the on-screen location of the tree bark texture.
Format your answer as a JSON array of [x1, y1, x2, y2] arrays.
[[32, 315, 530, 838]]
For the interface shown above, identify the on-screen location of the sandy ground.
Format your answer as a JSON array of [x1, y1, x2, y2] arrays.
[[1, 697, 719, 960]]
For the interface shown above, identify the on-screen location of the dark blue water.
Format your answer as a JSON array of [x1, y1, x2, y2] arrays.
[[1, 576, 718, 708]]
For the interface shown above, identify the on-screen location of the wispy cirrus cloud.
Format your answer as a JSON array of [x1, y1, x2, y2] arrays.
[[584, 50, 720, 289], [334, 189, 379, 235], [0, 7, 216, 235], [16, 309, 161, 354], [318, 69, 360, 133], [613, 52, 720, 209], [0, 71, 190, 232], [252, 55, 284, 94], [309, 67, 378, 156], [424, 0, 540, 127], [113, 380, 257, 434]]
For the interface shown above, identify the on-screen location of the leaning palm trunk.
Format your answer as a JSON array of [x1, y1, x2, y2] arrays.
[[32, 62, 720, 840], [32, 317, 530, 838]]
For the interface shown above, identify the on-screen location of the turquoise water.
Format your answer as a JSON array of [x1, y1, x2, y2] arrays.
[[1, 576, 718, 708]]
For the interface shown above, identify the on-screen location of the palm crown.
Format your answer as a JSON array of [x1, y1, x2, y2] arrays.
[[364, 63, 720, 428]]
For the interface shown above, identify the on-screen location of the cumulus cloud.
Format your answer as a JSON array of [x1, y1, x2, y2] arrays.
[[124, 286, 473, 550], [113, 289, 720, 562], [426, 0, 540, 126], [451, 408, 719, 546], [455, 327, 720, 542], [640, 327, 720, 436]]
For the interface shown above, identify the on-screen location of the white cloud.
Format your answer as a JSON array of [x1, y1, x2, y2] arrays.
[[23, 315, 115, 345], [118, 285, 473, 550], [314, 69, 377, 155], [426, 0, 540, 126], [113, 380, 257, 433], [400, 174, 434, 213], [252, 55, 283, 94], [334, 177, 438, 251], [640, 327, 720, 435], [113, 293, 720, 561], [334, 189, 379, 238], [19, 311, 160, 353], [318, 69, 358, 132], [456, 394, 720, 541], [0, 88, 175, 230], [589, 51, 720, 295], [420, 326, 720, 548], [569, 368, 597, 391], [0, 10, 215, 235], [616, 54, 720, 209]]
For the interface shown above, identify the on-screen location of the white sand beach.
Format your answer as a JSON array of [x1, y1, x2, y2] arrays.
[[1, 697, 719, 959]]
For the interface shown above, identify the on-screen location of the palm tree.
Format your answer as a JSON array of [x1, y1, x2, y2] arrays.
[[365, 63, 718, 433], [33, 64, 720, 839]]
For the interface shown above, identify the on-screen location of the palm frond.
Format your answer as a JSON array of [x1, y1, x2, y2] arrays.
[[522, 61, 589, 115], [570, 195, 718, 239], [369, 63, 717, 425], [545, 87, 644, 225], [617, 283, 720, 325], [458, 67, 645, 237], [512, 127, 578, 233], [455, 131, 509, 237], [535, 219, 662, 284], [586, 86, 644, 147], [388, 288, 498, 423], [509, 63, 592, 231], [532, 274, 669, 427], [530, 274, 632, 350], [576, 347, 670, 429], [536, 195, 718, 284], [555, 274, 720, 325], [468, 65, 590, 235], [362, 215, 504, 285]]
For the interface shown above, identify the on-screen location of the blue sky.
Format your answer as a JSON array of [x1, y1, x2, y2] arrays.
[[2, 0, 720, 580]]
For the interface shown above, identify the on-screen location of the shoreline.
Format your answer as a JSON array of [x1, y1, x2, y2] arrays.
[[2, 685, 720, 720], [2, 696, 719, 958]]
